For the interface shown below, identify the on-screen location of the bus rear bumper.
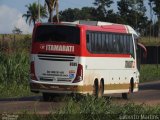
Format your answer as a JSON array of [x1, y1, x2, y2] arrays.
[[30, 80, 88, 94]]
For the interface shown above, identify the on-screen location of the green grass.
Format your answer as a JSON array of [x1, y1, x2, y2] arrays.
[[140, 64, 160, 83], [140, 37, 160, 46], [0, 51, 33, 98], [0, 51, 29, 85], [10, 96, 160, 120], [54, 96, 160, 120], [0, 83, 31, 98], [0, 35, 31, 52], [0, 34, 32, 98], [0, 34, 31, 41]]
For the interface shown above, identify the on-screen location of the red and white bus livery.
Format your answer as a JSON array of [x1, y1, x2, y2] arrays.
[[30, 21, 141, 100]]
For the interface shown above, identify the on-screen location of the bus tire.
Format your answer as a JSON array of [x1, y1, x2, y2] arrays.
[[93, 79, 98, 98], [42, 93, 55, 101], [130, 78, 134, 93], [98, 79, 104, 98], [122, 93, 128, 99]]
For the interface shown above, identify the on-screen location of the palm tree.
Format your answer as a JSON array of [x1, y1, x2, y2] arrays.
[[45, 0, 59, 22], [23, 2, 48, 26]]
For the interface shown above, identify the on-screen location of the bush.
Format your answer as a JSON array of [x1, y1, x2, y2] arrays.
[[140, 65, 160, 83], [16, 96, 160, 120], [0, 51, 29, 85], [54, 96, 160, 120], [0, 51, 31, 98]]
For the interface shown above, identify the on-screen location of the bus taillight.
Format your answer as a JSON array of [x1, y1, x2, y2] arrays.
[[73, 64, 83, 83], [30, 62, 37, 81]]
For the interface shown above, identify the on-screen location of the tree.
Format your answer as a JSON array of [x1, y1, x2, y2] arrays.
[[45, 0, 59, 22], [59, 8, 80, 22], [117, 0, 130, 23], [59, 7, 97, 22], [93, 0, 114, 21], [12, 27, 22, 34], [23, 2, 47, 26], [149, 0, 160, 37], [117, 0, 149, 35], [106, 11, 121, 23], [80, 7, 98, 21], [145, 21, 159, 37]]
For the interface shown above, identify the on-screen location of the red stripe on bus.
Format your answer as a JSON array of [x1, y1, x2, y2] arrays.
[[82, 25, 127, 33], [31, 42, 80, 55]]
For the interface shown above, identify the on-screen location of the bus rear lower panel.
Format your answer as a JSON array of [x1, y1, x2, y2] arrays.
[[30, 82, 92, 94]]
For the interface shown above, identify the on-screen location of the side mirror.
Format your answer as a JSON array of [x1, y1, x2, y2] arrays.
[[137, 43, 147, 58]]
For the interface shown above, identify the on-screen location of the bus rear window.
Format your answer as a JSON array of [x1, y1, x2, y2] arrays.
[[35, 25, 80, 44]]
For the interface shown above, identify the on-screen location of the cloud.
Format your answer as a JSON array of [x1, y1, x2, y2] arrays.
[[0, 5, 33, 34]]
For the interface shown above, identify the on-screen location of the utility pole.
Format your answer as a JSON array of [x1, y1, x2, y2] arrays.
[[134, 0, 138, 31], [149, 2, 153, 42], [38, 0, 40, 22]]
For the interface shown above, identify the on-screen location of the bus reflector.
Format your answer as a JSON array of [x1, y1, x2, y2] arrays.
[[72, 64, 83, 83], [30, 62, 38, 81]]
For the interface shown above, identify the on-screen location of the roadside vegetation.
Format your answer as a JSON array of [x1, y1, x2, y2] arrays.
[[140, 37, 160, 46], [140, 64, 160, 83], [0, 51, 31, 98], [0, 35, 32, 98], [15, 96, 160, 120]]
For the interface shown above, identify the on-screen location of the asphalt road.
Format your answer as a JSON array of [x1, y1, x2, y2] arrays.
[[0, 81, 160, 114], [111, 81, 160, 105]]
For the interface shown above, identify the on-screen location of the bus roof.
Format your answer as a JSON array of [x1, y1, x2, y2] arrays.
[[62, 20, 138, 36]]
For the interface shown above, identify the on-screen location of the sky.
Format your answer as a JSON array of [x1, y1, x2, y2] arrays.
[[0, 0, 94, 34], [0, 0, 155, 34]]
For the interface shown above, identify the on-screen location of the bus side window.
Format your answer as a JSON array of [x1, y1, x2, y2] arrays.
[[105, 33, 109, 53], [101, 33, 106, 53], [87, 33, 89, 43], [97, 33, 102, 53], [91, 33, 95, 52], [86, 33, 91, 52], [115, 34, 120, 53], [112, 34, 116, 53], [127, 35, 131, 53], [134, 35, 138, 50], [119, 35, 124, 53], [94, 32, 98, 52], [129, 36, 134, 58], [123, 35, 127, 53], [108, 33, 113, 53]]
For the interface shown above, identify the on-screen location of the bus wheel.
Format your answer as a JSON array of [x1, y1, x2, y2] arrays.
[[98, 79, 104, 98], [93, 79, 98, 98], [122, 93, 128, 99], [130, 79, 134, 93], [42, 93, 55, 101]]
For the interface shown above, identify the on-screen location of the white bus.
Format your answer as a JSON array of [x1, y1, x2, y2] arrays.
[[30, 21, 144, 100]]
